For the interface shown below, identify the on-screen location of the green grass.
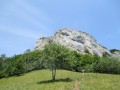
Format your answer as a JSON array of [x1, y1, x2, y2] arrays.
[[0, 69, 120, 90]]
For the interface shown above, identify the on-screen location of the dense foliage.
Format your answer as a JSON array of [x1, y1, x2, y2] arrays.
[[93, 57, 120, 74], [0, 42, 120, 79], [0, 50, 43, 78]]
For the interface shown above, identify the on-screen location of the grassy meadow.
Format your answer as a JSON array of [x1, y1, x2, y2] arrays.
[[0, 69, 120, 90]]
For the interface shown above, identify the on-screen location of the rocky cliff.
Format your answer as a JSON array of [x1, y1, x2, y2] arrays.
[[35, 28, 112, 57], [110, 49, 120, 59]]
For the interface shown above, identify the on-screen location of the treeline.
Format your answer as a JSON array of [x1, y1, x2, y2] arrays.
[[0, 42, 120, 78], [0, 50, 43, 78]]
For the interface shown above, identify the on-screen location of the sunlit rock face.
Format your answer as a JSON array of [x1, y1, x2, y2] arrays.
[[35, 28, 112, 57], [110, 50, 120, 59]]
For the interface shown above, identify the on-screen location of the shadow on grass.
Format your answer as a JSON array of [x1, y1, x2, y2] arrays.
[[37, 77, 72, 84]]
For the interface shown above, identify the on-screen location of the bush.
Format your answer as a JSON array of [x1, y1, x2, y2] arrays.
[[84, 64, 94, 72], [93, 57, 120, 74]]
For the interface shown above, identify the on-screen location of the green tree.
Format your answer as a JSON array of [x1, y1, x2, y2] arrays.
[[0, 54, 7, 61], [93, 57, 120, 74], [4, 55, 25, 77], [24, 49, 31, 72], [41, 41, 70, 80], [0, 54, 7, 78]]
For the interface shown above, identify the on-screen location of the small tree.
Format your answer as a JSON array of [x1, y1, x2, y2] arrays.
[[0, 54, 7, 61], [24, 49, 31, 72], [41, 41, 70, 80], [0, 54, 7, 78]]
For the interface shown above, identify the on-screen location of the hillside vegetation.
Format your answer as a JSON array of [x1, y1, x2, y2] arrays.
[[0, 41, 120, 79], [0, 70, 120, 90]]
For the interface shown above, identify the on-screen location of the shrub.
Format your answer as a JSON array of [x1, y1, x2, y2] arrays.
[[84, 64, 94, 72], [93, 57, 120, 74]]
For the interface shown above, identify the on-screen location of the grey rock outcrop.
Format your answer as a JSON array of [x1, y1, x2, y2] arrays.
[[35, 28, 112, 57], [35, 37, 53, 50], [110, 49, 120, 59]]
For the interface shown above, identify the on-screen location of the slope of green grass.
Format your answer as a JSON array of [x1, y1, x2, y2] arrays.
[[0, 69, 120, 90]]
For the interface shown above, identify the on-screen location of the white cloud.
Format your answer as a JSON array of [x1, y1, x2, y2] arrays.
[[0, 26, 40, 39], [8, 0, 52, 31], [0, 0, 53, 38]]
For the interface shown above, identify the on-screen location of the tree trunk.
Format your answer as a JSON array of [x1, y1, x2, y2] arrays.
[[52, 64, 56, 81]]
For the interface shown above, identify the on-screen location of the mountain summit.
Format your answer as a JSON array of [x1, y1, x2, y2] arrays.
[[35, 28, 112, 57]]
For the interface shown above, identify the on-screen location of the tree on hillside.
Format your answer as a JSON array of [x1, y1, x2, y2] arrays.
[[0, 54, 7, 61], [24, 49, 31, 72], [0, 54, 7, 77], [41, 41, 70, 80], [0, 55, 4, 70], [4, 55, 25, 77]]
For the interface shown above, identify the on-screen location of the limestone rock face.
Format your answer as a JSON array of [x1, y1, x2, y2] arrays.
[[112, 51, 120, 58], [35, 28, 112, 57], [35, 37, 53, 50]]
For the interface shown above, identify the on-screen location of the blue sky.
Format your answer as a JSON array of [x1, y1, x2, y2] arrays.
[[0, 0, 120, 57]]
